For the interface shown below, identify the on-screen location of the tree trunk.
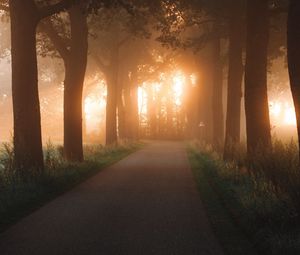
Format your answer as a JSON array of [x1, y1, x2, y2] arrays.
[[245, 0, 271, 155], [147, 86, 157, 139], [63, 6, 88, 162], [287, 0, 300, 162], [184, 79, 198, 139], [224, 2, 245, 160], [106, 67, 118, 145], [212, 32, 224, 149], [123, 73, 132, 139], [10, 1, 44, 174], [198, 55, 213, 143], [129, 68, 139, 140], [117, 73, 126, 140]]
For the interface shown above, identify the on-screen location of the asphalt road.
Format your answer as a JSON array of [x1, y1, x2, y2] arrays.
[[0, 141, 224, 255]]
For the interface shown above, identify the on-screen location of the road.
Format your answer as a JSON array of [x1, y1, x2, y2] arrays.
[[0, 141, 224, 255]]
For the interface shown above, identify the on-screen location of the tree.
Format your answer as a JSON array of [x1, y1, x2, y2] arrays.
[[158, 0, 227, 147], [40, 2, 88, 162], [211, 23, 224, 149], [90, 10, 126, 145], [244, 0, 271, 155], [287, 0, 300, 162], [223, 0, 245, 160], [8, 0, 73, 174], [90, 5, 150, 145]]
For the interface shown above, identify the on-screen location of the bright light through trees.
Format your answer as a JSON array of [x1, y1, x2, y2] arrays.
[[269, 100, 297, 127]]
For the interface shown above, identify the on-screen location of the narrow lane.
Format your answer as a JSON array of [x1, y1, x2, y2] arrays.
[[0, 141, 224, 255]]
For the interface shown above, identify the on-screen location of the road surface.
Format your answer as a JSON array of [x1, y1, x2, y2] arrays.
[[0, 141, 224, 255]]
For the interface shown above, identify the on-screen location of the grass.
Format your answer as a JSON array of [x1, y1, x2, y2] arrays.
[[188, 141, 300, 255], [188, 148, 258, 255], [0, 141, 143, 232]]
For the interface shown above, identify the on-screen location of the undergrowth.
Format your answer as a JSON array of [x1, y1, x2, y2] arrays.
[[189, 140, 300, 255]]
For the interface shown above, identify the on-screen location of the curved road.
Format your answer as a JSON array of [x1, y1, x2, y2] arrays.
[[0, 141, 224, 255]]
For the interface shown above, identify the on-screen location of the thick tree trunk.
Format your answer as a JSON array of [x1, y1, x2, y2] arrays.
[[63, 6, 88, 162], [198, 56, 213, 143], [106, 68, 118, 145], [10, 1, 44, 174], [288, 0, 300, 162], [245, 0, 271, 155], [212, 33, 224, 149], [123, 74, 132, 139], [224, 2, 245, 160], [185, 80, 198, 139], [129, 69, 139, 140], [147, 87, 157, 139], [117, 73, 126, 140]]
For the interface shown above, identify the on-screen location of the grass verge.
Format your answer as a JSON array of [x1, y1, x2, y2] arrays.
[[0, 142, 143, 233], [188, 148, 258, 255], [188, 144, 300, 255]]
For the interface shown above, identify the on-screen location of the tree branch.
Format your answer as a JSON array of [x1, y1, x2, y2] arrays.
[[39, 20, 70, 61], [38, 0, 74, 20]]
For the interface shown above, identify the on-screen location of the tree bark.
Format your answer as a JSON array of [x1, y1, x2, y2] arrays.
[[123, 72, 132, 139], [245, 0, 271, 155], [198, 55, 213, 143], [212, 32, 224, 149], [117, 69, 126, 140], [106, 67, 118, 145], [287, 0, 300, 162], [224, 2, 245, 160], [63, 5, 88, 162], [10, 1, 44, 174], [147, 86, 157, 139], [129, 68, 139, 140], [184, 79, 199, 139]]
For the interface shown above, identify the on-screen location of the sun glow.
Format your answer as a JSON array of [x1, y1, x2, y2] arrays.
[[83, 77, 107, 136], [269, 100, 297, 127], [172, 71, 185, 106], [138, 86, 147, 115], [80, 70, 193, 141]]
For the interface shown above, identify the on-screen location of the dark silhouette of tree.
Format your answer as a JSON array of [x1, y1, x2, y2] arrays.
[[90, 5, 151, 145], [7, 0, 74, 175], [223, 0, 245, 160], [90, 8, 132, 145], [244, 0, 271, 156], [287, 0, 300, 162], [211, 23, 224, 149], [40, 2, 88, 162]]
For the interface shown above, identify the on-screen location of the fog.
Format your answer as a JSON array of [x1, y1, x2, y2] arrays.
[[0, 54, 297, 144]]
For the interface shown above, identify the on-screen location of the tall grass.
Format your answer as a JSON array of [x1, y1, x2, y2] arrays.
[[189, 139, 300, 254]]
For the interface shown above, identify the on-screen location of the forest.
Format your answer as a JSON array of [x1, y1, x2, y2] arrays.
[[0, 0, 300, 254]]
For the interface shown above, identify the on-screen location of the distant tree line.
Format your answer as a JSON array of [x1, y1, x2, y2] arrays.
[[0, 0, 300, 176]]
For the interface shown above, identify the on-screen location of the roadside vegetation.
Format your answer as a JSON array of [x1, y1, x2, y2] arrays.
[[0, 141, 142, 232], [188, 140, 300, 255]]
